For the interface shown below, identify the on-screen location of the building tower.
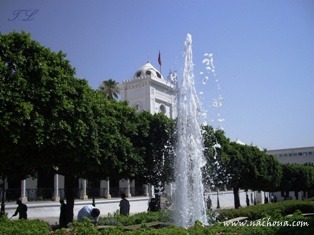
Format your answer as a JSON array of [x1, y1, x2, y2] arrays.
[[119, 62, 176, 119]]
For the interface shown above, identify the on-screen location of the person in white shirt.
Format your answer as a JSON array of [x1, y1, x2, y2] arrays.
[[77, 205, 100, 223]]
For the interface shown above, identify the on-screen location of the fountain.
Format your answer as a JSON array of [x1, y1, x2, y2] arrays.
[[173, 34, 208, 228]]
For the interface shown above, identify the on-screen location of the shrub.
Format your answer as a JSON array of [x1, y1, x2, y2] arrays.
[[70, 218, 99, 235], [0, 215, 51, 235], [97, 214, 314, 235], [99, 210, 173, 226], [217, 200, 314, 220]]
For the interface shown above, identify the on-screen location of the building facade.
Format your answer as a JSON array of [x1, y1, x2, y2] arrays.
[[267, 146, 314, 164]]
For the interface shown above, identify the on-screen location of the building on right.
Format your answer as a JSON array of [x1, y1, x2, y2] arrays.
[[267, 146, 314, 164]]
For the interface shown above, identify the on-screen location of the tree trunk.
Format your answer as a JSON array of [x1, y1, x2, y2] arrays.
[[285, 191, 289, 199], [233, 186, 241, 209], [1, 177, 5, 216], [65, 175, 76, 224]]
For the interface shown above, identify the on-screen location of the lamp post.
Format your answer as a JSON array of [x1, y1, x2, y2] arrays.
[[92, 180, 95, 207], [216, 188, 220, 209], [213, 143, 221, 209], [52, 166, 60, 201]]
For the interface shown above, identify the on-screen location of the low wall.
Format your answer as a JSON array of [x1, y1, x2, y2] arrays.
[[206, 189, 256, 209], [5, 196, 149, 220], [4, 190, 264, 221]]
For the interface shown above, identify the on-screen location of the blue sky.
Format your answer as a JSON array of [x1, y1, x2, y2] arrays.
[[1, 0, 314, 150]]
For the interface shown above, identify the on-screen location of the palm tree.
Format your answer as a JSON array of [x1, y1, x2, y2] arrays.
[[99, 79, 120, 100]]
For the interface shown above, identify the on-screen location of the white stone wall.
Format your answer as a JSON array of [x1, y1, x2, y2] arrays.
[[5, 197, 150, 220], [206, 190, 253, 209]]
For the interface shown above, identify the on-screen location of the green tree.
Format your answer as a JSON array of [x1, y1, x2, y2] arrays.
[[205, 129, 282, 209], [133, 112, 175, 192], [99, 79, 119, 100], [223, 142, 245, 208], [237, 145, 282, 192], [0, 32, 144, 222], [0, 31, 77, 180], [0, 31, 105, 221], [97, 98, 144, 180], [225, 144, 282, 208], [202, 126, 228, 191], [278, 163, 314, 198]]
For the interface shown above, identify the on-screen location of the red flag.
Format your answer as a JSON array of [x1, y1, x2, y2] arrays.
[[158, 51, 162, 66]]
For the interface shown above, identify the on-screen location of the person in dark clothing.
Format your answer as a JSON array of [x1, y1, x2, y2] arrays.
[[119, 193, 130, 216], [155, 195, 161, 211], [206, 196, 212, 210], [246, 194, 250, 206], [12, 199, 27, 219], [147, 198, 159, 212], [59, 199, 67, 228]]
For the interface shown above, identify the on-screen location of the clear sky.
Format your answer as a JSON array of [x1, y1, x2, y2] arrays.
[[1, 0, 314, 150]]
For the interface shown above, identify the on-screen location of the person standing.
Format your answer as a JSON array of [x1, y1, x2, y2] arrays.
[[206, 196, 212, 210], [12, 199, 27, 219], [119, 193, 130, 215], [59, 199, 67, 228], [246, 194, 250, 206]]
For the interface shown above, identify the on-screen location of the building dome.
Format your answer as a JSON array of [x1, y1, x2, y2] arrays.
[[235, 138, 246, 145], [133, 62, 163, 80]]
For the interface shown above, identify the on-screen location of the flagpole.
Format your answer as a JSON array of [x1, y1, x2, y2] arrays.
[[158, 50, 162, 74]]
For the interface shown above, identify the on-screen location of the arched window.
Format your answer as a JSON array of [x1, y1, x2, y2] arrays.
[[160, 104, 166, 114]]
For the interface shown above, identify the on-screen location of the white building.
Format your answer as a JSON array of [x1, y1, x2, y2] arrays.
[[267, 146, 314, 164], [119, 62, 176, 118]]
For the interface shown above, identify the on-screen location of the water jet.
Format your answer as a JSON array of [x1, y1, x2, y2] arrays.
[[173, 34, 208, 228]]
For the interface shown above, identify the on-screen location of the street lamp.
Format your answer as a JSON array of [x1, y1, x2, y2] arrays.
[[216, 188, 220, 209], [213, 143, 221, 209], [92, 180, 95, 207]]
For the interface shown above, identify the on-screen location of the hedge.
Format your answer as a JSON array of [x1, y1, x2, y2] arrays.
[[1, 199, 313, 234], [217, 199, 314, 221]]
